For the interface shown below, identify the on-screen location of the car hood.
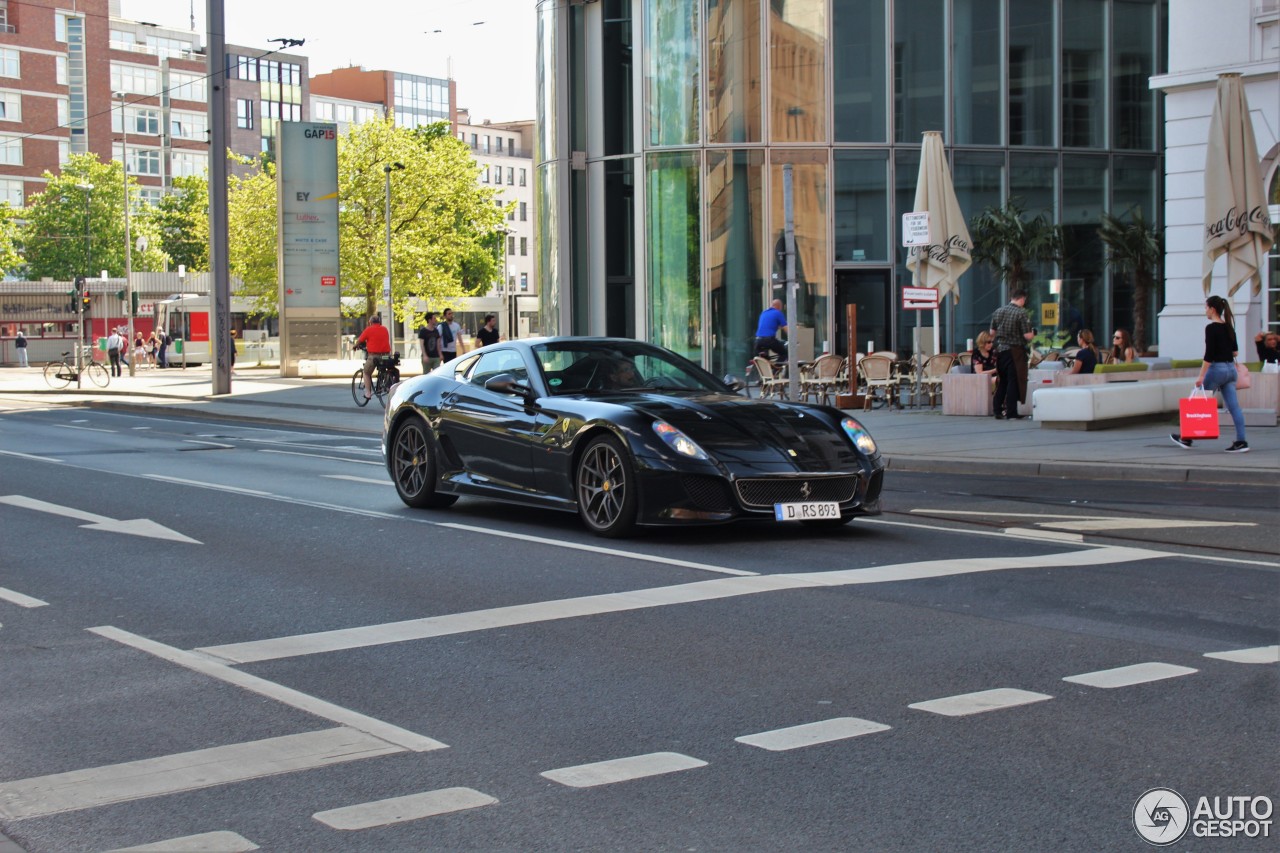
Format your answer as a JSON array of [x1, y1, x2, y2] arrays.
[[609, 391, 862, 471]]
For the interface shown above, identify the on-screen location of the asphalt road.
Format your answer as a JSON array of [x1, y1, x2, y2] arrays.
[[0, 403, 1276, 852]]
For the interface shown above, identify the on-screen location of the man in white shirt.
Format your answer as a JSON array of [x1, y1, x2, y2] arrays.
[[439, 308, 462, 363], [106, 328, 125, 376]]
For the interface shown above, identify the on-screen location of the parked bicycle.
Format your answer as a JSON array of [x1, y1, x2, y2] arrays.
[[44, 351, 109, 390], [351, 347, 401, 408]]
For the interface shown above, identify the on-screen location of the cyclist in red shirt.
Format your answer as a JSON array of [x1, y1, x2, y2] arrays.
[[355, 315, 392, 400]]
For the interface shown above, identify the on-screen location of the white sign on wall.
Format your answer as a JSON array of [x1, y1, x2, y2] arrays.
[[902, 212, 932, 247]]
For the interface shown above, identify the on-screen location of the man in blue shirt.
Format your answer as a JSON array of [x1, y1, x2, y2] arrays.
[[754, 299, 788, 360]]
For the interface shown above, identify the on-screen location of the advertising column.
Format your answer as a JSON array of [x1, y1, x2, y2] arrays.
[[277, 122, 341, 377]]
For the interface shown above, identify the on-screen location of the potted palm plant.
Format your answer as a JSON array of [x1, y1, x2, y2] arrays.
[[1098, 207, 1162, 355]]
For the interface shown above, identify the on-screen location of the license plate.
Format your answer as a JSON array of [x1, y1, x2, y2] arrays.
[[773, 501, 840, 521]]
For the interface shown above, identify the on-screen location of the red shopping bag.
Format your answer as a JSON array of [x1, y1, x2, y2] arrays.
[[1179, 389, 1219, 439]]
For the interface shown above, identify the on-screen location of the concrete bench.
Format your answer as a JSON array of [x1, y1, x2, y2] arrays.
[[1033, 375, 1276, 430]]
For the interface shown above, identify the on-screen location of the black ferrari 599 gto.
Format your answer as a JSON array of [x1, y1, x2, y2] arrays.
[[382, 337, 884, 537]]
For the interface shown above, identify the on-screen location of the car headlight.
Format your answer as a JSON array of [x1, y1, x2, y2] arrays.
[[652, 420, 709, 460], [841, 417, 877, 455]]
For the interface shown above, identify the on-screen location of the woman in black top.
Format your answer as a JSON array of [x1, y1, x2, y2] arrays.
[[1172, 295, 1248, 453], [1069, 330, 1099, 375]]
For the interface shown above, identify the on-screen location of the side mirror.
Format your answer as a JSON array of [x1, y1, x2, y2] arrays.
[[484, 373, 534, 398], [723, 374, 746, 392]]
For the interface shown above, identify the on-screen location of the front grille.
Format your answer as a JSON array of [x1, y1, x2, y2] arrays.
[[734, 475, 859, 508], [681, 474, 735, 512]]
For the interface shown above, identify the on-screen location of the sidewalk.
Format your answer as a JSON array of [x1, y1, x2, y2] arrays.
[[1, 365, 1274, 487]]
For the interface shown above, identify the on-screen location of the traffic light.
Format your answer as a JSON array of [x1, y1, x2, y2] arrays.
[[73, 275, 86, 294], [115, 289, 125, 301], [82, 293, 92, 310], [131, 292, 139, 314]]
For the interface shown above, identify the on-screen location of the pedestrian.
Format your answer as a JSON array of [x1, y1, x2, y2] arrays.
[[14, 330, 27, 367], [1068, 330, 1099, 375], [1255, 331, 1279, 367], [228, 328, 237, 374], [157, 328, 170, 368], [146, 332, 158, 368], [989, 289, 1035, 420], [753, 298, 788, 361], [439, 308, 461, 363], [106, 328, 124, 376], [1111, 329, 1138, 363], [1171, 294, 1249, 453], [133, 332, 146, 368], [417, 312, 441, 373], [476, 313, 500, 347]]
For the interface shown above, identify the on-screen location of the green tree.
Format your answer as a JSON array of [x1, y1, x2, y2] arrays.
[[1098, 207, 1162, 354], [338, 118, 506, 320], [0, 204, 23, 276], [154, 174, 209, 272], [20, 153, 167, 279], [226, 154, 279, 315], [969, 199, 1064, 292]]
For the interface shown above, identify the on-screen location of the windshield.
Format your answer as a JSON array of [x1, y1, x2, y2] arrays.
[[533, 340, 727, 396]]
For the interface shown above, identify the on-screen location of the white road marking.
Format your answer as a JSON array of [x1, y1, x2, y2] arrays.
[[0, 727, 401, 821], [104, 830, 259, 852], [1002, 527, 1085, 543], [908, 688, 1053, 717], [144, 475, 274, 497], [1204, 645, 1279, 665], [90, 626, 446, 753], [912, 510, 1110, 519], [54, 423, 115, 433], [438, 522, 759, 577], [0, 588, 48, 608], [258, 448, 383, 466], [313, 788, 498, 830], [130, 426, 152, 430], [196, 546, 1163, 664], [1063, 662, 1198, 689], [0, 495, 200, 544], [323, 474, 393, 486], [910, 508, 1255, 531], [541, 752, 707, 788], [0, 449, 62, 463], [735, 717, 891, 751], [183, 439, 235, 448]]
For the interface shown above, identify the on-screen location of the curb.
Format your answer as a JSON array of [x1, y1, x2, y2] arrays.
[[883, 455, 1277, 488], [77, 399, 380, 434]]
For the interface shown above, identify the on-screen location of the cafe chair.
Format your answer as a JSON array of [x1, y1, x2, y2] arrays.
[[955, 351, 972, 366], [858, 355, 897, 410], [918, 353, 956, 408], [801, 353, 845, 406], [752, 355, 789, 399]]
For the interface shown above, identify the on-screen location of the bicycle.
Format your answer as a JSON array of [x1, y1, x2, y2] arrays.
[[44, 351, 110, 390], [743, 339, 786, 399], [351, 350, 401, 408]]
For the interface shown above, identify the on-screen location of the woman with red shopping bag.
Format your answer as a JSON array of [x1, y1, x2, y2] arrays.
[[1171, 295, 1249, 453]]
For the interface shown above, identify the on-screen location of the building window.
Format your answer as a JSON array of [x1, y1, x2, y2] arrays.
[[519, 168, 526, 187], [519, 202, 527, 221], [0, 1, 11, 34], [236, 99, 254, 129], [520, 272, 528, 291], [136, 188, 163, 206], [110, 64, 161, 96], [130, 148, 161, 175], [314, 100, 333, 121], [169, 71, 206, 102], [520, 237, 527, 256], [55, 12, 68, 42], [0, 91, 19, 122], [482, 166, 489, 183], [483, 135, 490, 153], [57, 97, 69, 127], [0, 178, 23, 207], [58, 139, 69, 165], [170, 111, 207, 140], [508, 236, 516, 255], [507, 207, 515, 221], [0, 47, 17, 79], [170, 150, 208, 178], [113, 107, 160, 135], [0, 134, 21, 165], [507, 167, 514, 185], [470, 133, 477, 148], [56, 56, 68, 85]]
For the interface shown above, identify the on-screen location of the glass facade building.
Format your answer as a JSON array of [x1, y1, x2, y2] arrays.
[[536, 0, 1165, 375]]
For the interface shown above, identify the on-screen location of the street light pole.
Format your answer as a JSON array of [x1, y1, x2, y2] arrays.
[[117, 92, 136, 376], [76, 182, 93, 385], [383, 162, 405, 355]]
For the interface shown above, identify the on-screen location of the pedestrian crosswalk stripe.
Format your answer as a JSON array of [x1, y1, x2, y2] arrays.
[[1204, 645, 1279, 664], [1063, 662, 1197, 689], [0, 587, 47, 608], [104, 830, 259, 852], [313, 788, 498, 830], [735, 717, 891, 751], [541, 752, 708, 788], [0, 727, 401, 821], [909, 688, 1052, 717]]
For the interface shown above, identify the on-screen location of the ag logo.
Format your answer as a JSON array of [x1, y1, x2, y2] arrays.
[[1134, 788, 1190, 846]]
